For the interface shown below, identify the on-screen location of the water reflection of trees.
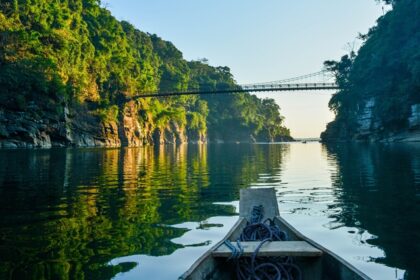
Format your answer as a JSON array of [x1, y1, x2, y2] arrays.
[[0, 144, 286, 279], [324, 143, 420, 279]]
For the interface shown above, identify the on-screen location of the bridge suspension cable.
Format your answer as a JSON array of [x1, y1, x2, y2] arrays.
[[241, 70, 335, 86], [128, 71, 338, 99]]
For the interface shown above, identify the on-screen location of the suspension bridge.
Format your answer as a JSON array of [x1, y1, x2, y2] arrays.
[[130, 70, 338, 99]]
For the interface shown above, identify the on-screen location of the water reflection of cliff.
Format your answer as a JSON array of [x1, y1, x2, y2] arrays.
[[0, 144, 286, 279], [324, 143, 420, 279]]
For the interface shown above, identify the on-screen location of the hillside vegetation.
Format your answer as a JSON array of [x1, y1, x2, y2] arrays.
[[0, 0, 291, 148], [322, 0, 420, 142]]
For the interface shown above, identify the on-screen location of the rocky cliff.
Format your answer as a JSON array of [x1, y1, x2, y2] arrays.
[[321, 0, 420, 143], [0, 101, 203, 149], [321, 99, 420, 143], [0, 0, 292, 149]]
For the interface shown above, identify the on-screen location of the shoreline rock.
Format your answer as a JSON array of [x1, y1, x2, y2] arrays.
[[0, 105, 293, 149], [321, 101, 420, 144]]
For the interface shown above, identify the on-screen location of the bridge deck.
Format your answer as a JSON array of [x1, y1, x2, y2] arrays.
[[131, 82, 338, 99]]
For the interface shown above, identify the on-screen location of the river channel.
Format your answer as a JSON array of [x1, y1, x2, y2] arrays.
[[0, 143, 419, 279]]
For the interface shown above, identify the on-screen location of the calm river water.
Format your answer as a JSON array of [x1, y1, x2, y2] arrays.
[[0, 143, 419, 279]]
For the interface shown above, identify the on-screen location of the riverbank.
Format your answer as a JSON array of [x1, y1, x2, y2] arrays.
[[320, 0, 419, 143], [0, 106, 293, 149], [321, 102, 420, 143]]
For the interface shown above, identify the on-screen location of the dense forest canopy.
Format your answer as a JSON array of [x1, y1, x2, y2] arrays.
[[322, 0, 419, 140], [0, 0, 291, 144]]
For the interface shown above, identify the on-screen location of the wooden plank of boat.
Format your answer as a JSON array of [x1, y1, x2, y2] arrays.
[[179, 187, 373, 280], [213, 240, 323, 257], [273, 215, 372, 280], [239, 187, 279, 222], [179, 217, 248, 280]]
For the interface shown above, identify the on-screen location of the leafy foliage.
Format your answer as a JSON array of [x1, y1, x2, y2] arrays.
[[188, 61, 290, 141], [323, 0, 420, 138], [0, 0, 291, 141]]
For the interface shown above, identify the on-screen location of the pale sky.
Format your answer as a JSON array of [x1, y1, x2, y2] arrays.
[[104, 0, 386, 138]]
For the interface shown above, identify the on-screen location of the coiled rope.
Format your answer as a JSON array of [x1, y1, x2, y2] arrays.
[[224, 205, 302, 280]]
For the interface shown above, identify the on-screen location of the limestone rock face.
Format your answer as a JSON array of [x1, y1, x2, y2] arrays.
[[65, 105, 120, 147], [356, 98, 375, 135], [152, 122, 189, 145], [322, 99, 420, 143], [188, 130, 206, 144], [171, 122, 188, 144], [0, 101, 209, 149], [0, 108, 66, 148], [0, 104, 124, 148], [408, 104, 420, 129], [152, 129, 165, 145], [119, 102, 142, 147]]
